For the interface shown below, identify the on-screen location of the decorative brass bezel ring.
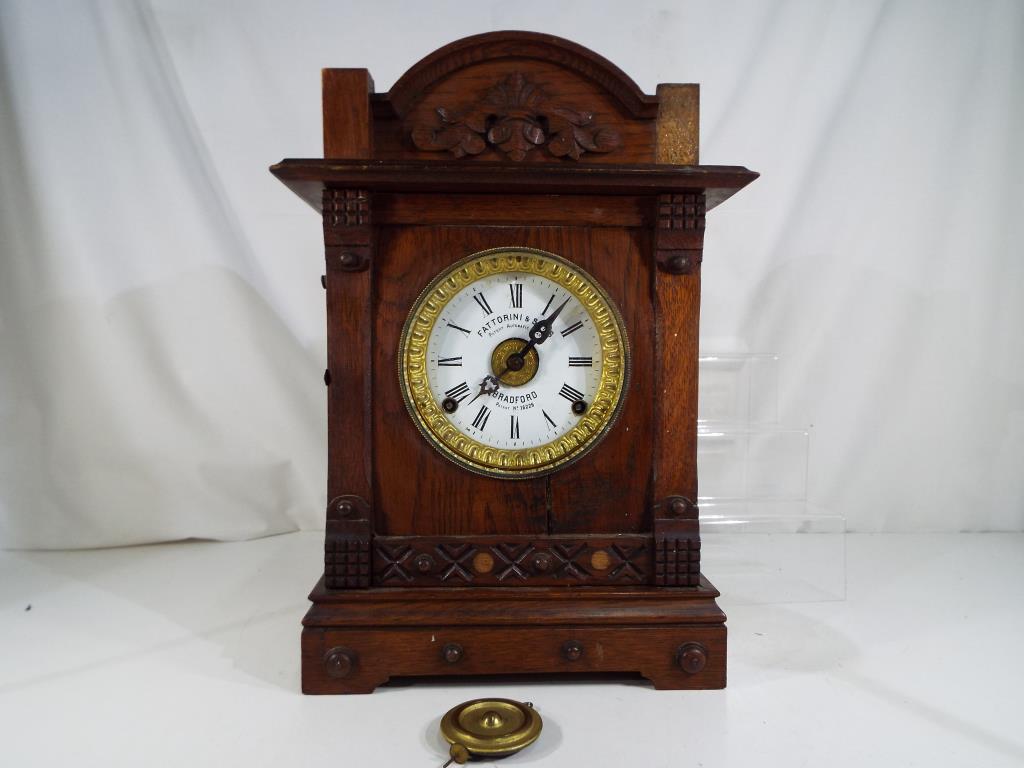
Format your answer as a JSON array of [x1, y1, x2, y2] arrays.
[[397, 246, 631, 479]]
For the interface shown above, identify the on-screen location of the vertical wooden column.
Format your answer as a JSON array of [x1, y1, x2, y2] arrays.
[[652, 85, 703, 586], [322, 69, 375, 589]]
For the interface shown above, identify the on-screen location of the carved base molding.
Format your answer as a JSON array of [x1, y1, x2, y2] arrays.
[[373, 534, 652, 587], [327, 502, 703, 589]]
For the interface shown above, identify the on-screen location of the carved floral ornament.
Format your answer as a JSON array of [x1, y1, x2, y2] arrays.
[[410, 72, 622, 161]]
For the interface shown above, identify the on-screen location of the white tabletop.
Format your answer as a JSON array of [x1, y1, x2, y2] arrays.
[[2, 532, 1022, 767]]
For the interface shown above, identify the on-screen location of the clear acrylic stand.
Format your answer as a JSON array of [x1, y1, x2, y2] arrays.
[[697, 353, 846, 604]]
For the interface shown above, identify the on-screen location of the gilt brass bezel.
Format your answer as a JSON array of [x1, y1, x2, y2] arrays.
[[398, 247, 630, 479]]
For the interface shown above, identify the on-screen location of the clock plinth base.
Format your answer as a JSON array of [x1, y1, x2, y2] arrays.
[[301, 576, 727, 694]]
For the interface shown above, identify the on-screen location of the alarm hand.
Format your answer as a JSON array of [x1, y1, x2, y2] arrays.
[[466, 374, 501, 405]]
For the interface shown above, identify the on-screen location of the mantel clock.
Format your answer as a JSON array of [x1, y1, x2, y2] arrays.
[[271, 31, 758, 694]]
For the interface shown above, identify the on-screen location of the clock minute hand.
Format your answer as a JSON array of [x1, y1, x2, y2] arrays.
[[492, 297, 572, 385], [489, 299, 573, 387], [529, 296, 571, 348]]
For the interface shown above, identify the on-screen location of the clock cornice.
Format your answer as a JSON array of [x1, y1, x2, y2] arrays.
[[270, 159, 758, 212]]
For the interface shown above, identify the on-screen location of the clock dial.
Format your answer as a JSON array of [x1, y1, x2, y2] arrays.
[[399, 247, 630, 478]]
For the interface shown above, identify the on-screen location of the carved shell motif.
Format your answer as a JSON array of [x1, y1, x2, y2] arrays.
[[410, 72, 622, 161]]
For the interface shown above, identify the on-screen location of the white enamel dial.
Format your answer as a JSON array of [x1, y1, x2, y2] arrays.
[[399, 247, 630, 478], [427, 271, 601, 449]]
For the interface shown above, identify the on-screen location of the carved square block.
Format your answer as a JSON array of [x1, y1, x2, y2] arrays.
[[325, 537, 371, 589]]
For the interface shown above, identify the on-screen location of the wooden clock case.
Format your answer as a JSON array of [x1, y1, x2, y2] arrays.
[[271, 31, 757, 694]]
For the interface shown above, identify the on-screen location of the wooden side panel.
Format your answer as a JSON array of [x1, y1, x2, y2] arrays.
[[549, 226, 655, 534], [652, 84, 701, 502], [322, 72, 373, 507], [651, 275, 700, 499]]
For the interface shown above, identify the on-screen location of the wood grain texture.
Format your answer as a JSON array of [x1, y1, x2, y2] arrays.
[[548, 226, 655, 534], [408, 70, 624, 162], [379, 56, 656, 164], [373, 193, 648, 227], [305, 575, 724, 620], [386, 31, 660, 120], [655, 84, 699, 165], [322, 69, 373, 158], [302, 574, 727, 692], [652, 82, 703, 502], [371, 220, 652, 537], [372, 225, 549, 536], [302, 624, 725, 693], [321, 73, 375, 509], [270, 159, 757, 211], [324, 235, 373, 505]]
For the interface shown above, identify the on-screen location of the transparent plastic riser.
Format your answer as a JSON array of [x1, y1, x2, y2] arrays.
[[696, 353, 846, 604]]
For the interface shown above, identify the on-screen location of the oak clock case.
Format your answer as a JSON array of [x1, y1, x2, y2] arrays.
[[398, 247, 630, 478], [270, 31, 758, 694]]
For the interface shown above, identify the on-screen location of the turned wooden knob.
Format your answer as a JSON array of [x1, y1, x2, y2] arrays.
[[562, 640, 584, 662], [677, 642, 707, 674], [442, 643, 464, 663], [413, 554, 435, 573], [337, 251, 364, 270], [324, 646, 357, 678], [531, 552, 552, 572]]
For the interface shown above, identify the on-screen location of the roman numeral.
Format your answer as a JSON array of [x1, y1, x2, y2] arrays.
[[437, 356, 463, 366], [559, 383, 585, 402], [510, 414, 520, 439], [561, 320, 584, 337], [471, 404, 491, 430], [445, 382, 471, 402], [509, 283, 523, 309], [447, 322, 471, 335], [542, 410, 557, 428], [568, 356, 593, 367], [473, 293, 493, 315], [541, 294, 555, 315]]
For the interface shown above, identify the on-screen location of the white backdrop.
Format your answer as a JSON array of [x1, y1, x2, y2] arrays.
[[1, 0, 1021, 548]]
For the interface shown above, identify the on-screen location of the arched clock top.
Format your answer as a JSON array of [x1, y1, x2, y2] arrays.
[[366, 31, 662, 163], [386, 31, 659, 120]]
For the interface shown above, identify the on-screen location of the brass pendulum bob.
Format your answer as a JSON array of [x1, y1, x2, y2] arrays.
[[438, 698, 543, 765]]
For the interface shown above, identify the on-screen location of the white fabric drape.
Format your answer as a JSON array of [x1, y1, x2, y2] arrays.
[[1, 0, 1021, 547]]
